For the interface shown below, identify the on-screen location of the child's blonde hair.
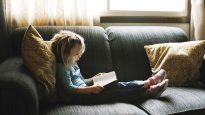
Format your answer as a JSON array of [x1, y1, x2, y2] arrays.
[[51, 31, 85, 67]]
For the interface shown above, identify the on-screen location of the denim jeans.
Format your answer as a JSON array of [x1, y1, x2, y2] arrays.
[[69, 80, 147, 105]]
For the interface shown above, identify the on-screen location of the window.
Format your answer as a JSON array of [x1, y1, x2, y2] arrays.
[[101, 0, 188, 17]]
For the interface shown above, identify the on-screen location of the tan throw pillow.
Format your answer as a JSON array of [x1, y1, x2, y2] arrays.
[[144, 40, 205, 86], [21, 25, 56, 96]]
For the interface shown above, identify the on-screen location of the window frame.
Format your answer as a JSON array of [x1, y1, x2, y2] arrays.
[[100, 0, 191, 23]]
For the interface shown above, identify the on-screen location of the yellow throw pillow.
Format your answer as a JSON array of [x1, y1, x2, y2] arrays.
[[21, 25, 56, 96], [144, 40, 205, 86]]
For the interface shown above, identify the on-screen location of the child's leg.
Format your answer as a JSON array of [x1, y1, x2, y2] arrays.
[[115, 79, 169, 98], [95, 80, 148, 103]]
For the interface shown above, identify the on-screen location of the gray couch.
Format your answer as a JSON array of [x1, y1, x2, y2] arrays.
[[1, 26, 205, 115]]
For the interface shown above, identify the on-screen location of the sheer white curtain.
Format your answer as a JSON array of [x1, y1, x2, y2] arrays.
[[191, 0, 205, 40], [6, 0, 106, 31]]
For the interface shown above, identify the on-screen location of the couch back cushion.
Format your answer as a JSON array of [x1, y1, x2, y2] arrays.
[[106, 26, 188, 81], [11, 26, 112, 78]]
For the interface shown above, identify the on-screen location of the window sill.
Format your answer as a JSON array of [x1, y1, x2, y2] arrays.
[[100, 16, 190, 23]]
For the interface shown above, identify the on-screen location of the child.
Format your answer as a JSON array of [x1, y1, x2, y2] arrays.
[[51, 30, 169, 104]]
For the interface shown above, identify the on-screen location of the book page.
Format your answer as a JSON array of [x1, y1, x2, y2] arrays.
[[93, 71, 117, 86]]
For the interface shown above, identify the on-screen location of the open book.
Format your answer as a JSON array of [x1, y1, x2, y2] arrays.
[[93, 71, 117, 86]]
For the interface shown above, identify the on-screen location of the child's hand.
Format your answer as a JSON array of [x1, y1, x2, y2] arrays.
[[91, 84, 104, 94]]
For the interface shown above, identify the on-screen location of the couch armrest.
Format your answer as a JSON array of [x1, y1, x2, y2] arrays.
[[0, 57, 39, 115]]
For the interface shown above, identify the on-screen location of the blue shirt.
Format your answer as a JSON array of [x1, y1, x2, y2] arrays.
[[56, 63, 87, 93]]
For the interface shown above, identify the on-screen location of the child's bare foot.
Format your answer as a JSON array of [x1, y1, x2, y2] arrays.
[[148, 69, 167, 86], [145, 79, 169, 98]]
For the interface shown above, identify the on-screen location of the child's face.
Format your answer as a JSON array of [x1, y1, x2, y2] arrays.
[[69, 44, 83, 62]]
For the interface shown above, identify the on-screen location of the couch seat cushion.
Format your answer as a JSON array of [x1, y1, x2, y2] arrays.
[[140, 87, 205, 114], [40, 103, 148, 115]]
